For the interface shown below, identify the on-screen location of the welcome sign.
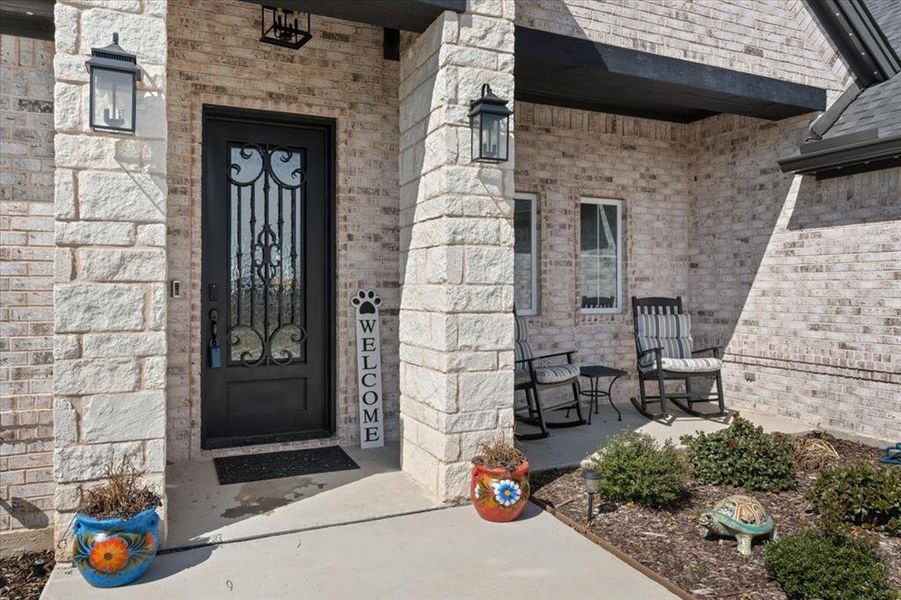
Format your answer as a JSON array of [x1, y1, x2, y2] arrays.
[[352, 290, 384, 449]]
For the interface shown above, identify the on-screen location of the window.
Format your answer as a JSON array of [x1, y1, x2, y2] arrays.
[[514, 194, 538, 315], [580, 198, 622, 313]]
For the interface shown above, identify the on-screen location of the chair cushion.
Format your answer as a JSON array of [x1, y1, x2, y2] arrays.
[[649, 357, 723, 373], [534, 363, 580, 384], [635, 313, 693, 370], [514, 314, 533, 364]]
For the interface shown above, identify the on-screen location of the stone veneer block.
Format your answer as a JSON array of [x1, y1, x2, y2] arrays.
[[51, 0, 169, 558], [398, 2, 516, 501]]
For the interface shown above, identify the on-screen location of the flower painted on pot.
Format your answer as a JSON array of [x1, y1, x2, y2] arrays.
[[72, 508, 160, 588], [470, 460, 530, 522], [491, 479, 522, 507], [88, 536, 130, 574]]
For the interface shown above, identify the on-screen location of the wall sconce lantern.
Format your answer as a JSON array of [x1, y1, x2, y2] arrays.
[[260, 5, 312, 49], [469, 84, 512, 163], [86, 33, 141, 134]]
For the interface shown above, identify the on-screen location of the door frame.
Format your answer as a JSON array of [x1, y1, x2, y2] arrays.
[[200, 105, 337, 450]]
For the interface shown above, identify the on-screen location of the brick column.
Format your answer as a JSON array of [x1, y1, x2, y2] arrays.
[[398, 2, 516, 500], [52, 1, 168, 554]]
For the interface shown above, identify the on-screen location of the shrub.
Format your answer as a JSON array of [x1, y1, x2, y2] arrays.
[[581, 431, 688, 509], [807, 463, 901, 536], [764, 528, 896, 600], [680, 417, 795, 491]]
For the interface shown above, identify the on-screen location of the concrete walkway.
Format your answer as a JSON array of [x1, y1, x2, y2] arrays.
[[519, 404, 815, 471], [43, 504, 677, 600]]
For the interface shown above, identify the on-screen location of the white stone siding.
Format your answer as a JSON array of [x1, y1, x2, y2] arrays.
[[518, 0, 851, 91], [514, 103, 690, 407], [686, 115, 901, 441], [398, 1, 517, 500], [52, 0, 168, 556], [0, 35, 55, 555], [165, 0, 401, 460]]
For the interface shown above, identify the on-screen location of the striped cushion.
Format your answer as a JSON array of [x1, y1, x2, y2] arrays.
[[534, 363, 580, 384], [655, 357, 722, 373], [635, 314, 693, 370], [514, 314, 532, 370]]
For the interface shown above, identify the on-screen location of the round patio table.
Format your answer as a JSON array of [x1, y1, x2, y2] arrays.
[[579, 365, 626, 423]]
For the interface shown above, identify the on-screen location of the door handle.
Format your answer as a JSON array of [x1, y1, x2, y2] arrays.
[[208, 309, 221, 368]]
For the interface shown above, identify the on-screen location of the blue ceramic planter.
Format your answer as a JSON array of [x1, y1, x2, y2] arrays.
[[72, 508, 160, 588]]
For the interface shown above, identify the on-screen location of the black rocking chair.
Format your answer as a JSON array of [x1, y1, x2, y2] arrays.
[[630, 296, 728, 420], [514, 313, 585, 440]]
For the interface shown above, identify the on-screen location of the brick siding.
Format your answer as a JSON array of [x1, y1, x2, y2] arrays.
[[165, 0, 401, 461], [513, 101, 899, 440], [0, 34, 55, 554], [514, 103, 690, 404], [517, 0, 850, 91], [686, 115, 900, 440]]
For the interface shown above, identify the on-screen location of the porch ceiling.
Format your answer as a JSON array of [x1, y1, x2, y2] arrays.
[[514, 27, 828, 123], [240, 0, 466, 33]]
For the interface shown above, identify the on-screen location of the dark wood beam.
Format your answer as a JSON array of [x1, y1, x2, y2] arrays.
[[0, 0, 54, 41], [515, 27, 827, 123]]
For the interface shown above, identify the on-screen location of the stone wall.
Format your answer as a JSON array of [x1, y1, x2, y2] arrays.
[[398, 2, 517, 500], [165, 0, 401, 460], [0, 34, 55, 555], [518, 0, 850, 91], [513, 103, 690, 404], [52, 0, 169, 554], [686, 115, 901, 441]]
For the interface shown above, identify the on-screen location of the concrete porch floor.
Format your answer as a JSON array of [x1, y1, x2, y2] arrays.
[[43, 504, 677, 600], [518, 402, 816, 472], [163, 443, 442, 549]]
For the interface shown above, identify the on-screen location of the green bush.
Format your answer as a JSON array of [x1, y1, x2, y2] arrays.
[[764, 528, 897, 600], [680, 417, 795, 491], [807, 463, 901, 536], [582, 431, 688, 509]]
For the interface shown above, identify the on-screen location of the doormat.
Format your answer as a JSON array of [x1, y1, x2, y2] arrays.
[[213, 446, 360, 485]]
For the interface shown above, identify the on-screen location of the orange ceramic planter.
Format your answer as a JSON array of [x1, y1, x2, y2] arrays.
[[470, 460, 530, 522]]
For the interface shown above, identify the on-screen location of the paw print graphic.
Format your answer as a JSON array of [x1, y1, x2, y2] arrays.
[[352, 290, 381, 314]]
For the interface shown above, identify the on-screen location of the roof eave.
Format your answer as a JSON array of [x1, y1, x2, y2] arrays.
[[777, 134, 901, 177]]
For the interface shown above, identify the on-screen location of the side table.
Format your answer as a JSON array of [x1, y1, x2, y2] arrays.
[[579, 365, 626, 423]]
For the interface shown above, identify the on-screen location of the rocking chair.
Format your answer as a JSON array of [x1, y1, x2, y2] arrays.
[[514, 313, 585, 440], [630, 296, 727, 420]]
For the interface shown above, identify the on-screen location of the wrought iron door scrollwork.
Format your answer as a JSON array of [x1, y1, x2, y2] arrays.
[[227, 143, 308, 367]]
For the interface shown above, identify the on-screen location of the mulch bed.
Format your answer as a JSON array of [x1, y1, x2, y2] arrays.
[[0, 551, 54, 600], [531, 435, 900, 599]]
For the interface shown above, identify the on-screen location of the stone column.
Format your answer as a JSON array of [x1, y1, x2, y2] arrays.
[[52, 1, 168, 554], [398, 2, 516, 500]]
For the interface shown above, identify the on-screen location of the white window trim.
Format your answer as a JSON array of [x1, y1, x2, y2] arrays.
[[579, 197, 623, 315], [514, 193, 539, 316]]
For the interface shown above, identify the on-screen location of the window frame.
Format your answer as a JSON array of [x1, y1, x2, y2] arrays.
[[578, 197, 623, 315], [513, 192, 539, 316]]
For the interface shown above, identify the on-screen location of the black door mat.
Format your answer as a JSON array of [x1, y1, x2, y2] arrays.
[[213, 446, 360, 485]]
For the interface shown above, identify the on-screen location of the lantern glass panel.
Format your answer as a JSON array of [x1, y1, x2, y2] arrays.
[[92, 68, 134, 132], [478, 112, 507, 162]]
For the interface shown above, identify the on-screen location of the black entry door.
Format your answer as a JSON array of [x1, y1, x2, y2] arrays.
[[201, 107, 333, 449]]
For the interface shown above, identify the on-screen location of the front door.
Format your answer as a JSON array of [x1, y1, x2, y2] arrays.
[[201, 107, 333, 449]]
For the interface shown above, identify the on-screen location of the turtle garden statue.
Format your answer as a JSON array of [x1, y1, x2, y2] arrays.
[[699, 494, 776, 556]]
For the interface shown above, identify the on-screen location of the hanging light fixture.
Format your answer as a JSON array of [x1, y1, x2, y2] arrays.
[[85, 33, 141, 134], [469, 84, 512, 163], [260, 5, 312, 49]]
